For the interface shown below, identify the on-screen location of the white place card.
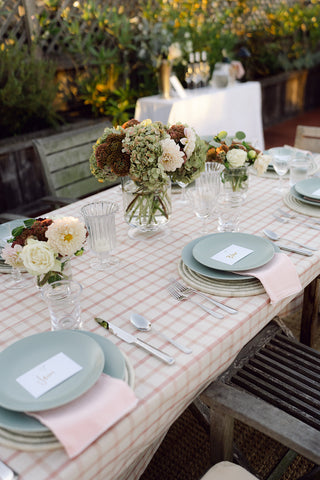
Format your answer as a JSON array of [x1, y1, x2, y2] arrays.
[[311, 188, 320, 197], [211, 244, 254, 266], [16, 352, 83, 399]]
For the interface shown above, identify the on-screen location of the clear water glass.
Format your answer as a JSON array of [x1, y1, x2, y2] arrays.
[[81, 201, 119, 271], [187, 185, 216, 234], [289, 152, 312, 186], [176, 180, 189, 204], [43, 280, 82, 331]]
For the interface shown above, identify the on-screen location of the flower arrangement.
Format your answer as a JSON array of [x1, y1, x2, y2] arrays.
[[206, 131, 271, 191], [1, 217, 87, 287], [90, 118, 206, 229]]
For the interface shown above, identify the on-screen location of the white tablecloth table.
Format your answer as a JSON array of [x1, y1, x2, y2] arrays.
[[134, 82, 265, 150], [1, 173, 319, 480]]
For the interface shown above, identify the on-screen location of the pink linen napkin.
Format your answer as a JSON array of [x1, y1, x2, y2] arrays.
[[236, 252, 302, 304], [27, 373, 138, 458]]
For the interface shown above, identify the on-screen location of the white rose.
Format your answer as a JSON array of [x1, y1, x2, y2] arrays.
[[254, 153, 271, 176], [20, 239, 60, 276], [226, 149, 247, 168]]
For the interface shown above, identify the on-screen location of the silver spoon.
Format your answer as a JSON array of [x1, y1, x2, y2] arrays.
[[130, 313, 192, 354], [263, 228, 317, 251]]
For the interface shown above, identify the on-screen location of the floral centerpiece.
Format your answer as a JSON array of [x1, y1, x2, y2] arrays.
[[90, 118, 206, 232], [206, 131, 271, 192], [1, 217, 87, 287]]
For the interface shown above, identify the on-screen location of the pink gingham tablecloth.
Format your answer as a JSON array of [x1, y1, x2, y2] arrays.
[[0, 173, 319, 480]]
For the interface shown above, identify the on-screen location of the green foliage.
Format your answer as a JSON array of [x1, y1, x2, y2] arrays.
[[0, 42, 61, 138]]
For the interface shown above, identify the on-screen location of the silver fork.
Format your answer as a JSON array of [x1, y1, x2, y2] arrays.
[[273, 214, 320, 231], [167, 284, 224, 319], [277, 208, 320, 225], [169, 278, 237, 314]]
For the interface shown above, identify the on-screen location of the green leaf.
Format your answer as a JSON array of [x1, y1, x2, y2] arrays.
[[235, 131, 246, 140]]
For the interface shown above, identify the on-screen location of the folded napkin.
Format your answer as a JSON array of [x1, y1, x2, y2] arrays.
[[27, 373, 138, 458], [236, 252, 302, 304]]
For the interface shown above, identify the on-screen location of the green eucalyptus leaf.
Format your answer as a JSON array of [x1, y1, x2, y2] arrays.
[[235, 131, 246, 140]]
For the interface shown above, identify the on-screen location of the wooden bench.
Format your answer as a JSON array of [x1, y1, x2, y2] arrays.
[[0, 122, 117, 221], [199, 320, 320, 478]]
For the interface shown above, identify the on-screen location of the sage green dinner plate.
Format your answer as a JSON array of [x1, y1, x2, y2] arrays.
[[0, 331, 126, 433], [294, 177, 320, 200], [182, 235, 278, 281], [290, 186, 320, 207], [192, 232, 274, 272], [0, 330, 105, 412]]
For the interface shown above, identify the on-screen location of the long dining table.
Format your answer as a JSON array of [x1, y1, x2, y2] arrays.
[[0, 169, 320, 480]]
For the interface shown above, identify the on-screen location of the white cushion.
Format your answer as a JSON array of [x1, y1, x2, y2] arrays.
[[201, 461, 258, 480]]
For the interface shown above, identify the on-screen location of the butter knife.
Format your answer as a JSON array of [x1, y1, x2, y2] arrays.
[[95, 318, 175, 365], [277, 244, 314, 256]]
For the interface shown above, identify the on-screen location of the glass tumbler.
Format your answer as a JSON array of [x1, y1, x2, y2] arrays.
[[81, 201, 119, 270], [43, 280, 83, 331]]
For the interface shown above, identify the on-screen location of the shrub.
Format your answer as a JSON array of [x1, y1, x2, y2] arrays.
[[0, 42, 61, 138]]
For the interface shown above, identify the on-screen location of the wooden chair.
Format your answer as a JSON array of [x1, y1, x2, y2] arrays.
[[0, 122, 117, 222], [200, 461, 258, 480], [198, 320, 320, 480], [294, 126, 320, 153], [32, 122, 118, 208]]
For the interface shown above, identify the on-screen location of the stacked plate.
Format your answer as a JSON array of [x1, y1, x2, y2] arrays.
[[0, 330, 133, 451], [284, 177, 320, 218], [179, 232, 279, 297]]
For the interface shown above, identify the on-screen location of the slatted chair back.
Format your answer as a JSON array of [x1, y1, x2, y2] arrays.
[[32, 122, 113, 202], [294, 125, 320, 153]]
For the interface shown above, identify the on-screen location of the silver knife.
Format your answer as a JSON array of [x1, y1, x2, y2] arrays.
[[277, 243, 314, 256], [95, 318, 175, 365]]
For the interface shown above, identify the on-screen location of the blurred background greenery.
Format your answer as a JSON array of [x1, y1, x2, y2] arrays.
[[1, 0, 319, 136]]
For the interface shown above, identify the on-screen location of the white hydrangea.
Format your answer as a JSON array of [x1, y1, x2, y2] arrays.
[[159, 138, 185, 172]]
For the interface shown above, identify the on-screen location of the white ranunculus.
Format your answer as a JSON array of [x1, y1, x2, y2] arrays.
[[20, 239, 60, 276], [180, 127, 196, 159], [254, 153, 271, 176], [159, 138, 185, 172], [1, 243, 24, 269], [226, 149, 247, 168]]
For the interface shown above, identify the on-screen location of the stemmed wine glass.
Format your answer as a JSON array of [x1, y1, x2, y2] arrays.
[[187, 169, 219, 234], [81, 201, 119, 271], [272, 153, 291, 194]]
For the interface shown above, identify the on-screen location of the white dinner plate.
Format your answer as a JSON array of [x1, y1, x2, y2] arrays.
[[0, 330, 105, 412], [294, 178, 320, 200], [192, 232, 274, 272]]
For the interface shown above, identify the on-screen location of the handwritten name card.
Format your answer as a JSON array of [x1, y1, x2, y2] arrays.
[[311, 188, 320, 198], [16, 352, 82, 398], [211, 244, 253, 266]]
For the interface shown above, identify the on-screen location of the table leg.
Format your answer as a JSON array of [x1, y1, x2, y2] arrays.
[[300, 276, 320, 347]]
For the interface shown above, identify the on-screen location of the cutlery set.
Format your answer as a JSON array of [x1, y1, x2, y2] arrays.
[[96, 279, 239, 363]]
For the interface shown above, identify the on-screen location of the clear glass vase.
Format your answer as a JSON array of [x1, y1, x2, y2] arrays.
[[121, 177, 172, 239], [217, 167, 248, 232], [36, 257, 73, 290], [221, 166, 249, 199]]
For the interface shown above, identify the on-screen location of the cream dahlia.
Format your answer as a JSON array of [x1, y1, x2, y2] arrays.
[[45, 216, 87, 257]]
